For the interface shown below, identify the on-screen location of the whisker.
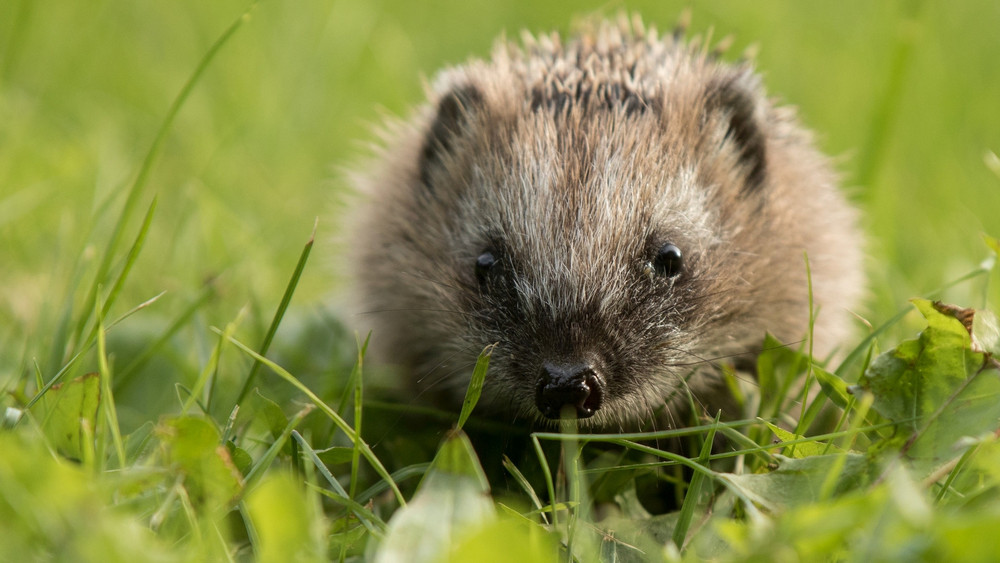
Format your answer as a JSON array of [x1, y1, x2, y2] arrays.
[[660, 338, 806, 368], [356, 307, 478, 320], [396, 269, 464, 292], [413, 343, 481, 387]]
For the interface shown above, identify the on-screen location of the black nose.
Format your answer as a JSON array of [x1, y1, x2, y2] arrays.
[[536, 362, 605, 419]]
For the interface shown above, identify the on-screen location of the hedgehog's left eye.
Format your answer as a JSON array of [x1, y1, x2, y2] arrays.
[[652, 243, 683, 278], [475, 251, 498, 284]]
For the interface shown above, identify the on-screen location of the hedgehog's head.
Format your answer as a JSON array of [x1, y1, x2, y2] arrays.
[[354, 19, 856, 429]]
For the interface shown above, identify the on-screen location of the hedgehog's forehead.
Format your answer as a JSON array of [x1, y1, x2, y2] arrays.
[[481, 116, 712, 228], [471, 143, 712, 261]]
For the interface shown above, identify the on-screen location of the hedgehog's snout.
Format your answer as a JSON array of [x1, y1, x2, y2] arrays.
[[535, 362, 606, 419]]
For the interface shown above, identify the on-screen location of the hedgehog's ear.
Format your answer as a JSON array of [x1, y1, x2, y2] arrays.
[[705, 74, 767, 193], [419, 85, 484, 189]]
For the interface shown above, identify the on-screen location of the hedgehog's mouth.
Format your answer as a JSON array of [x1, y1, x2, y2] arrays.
[[534, 361, 606, 420]]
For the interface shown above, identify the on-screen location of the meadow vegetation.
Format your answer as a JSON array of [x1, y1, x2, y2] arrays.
[[2, 1, 999, 561]]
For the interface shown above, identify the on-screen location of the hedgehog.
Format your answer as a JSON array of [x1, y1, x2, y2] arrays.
[[349, 14, 864, 431]]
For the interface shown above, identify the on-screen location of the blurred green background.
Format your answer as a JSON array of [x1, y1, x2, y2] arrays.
[[1, 0, 998, 421]]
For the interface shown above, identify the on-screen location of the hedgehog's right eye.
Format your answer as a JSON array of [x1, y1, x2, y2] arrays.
[[652, 243, 683, 278], [475, 251, 498, 284]]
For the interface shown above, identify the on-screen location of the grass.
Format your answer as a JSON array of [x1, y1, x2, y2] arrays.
[[2, 0, 1000, 561]]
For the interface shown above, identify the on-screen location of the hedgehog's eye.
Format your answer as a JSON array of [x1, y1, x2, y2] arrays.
[[652, 243, 683, 278], [475, 251, 498, 284]]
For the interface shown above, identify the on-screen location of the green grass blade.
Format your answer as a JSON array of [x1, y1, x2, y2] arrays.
[[530, 418, 761, 443], [712, 423, 777, 466], [349, 333, 370, 499], [672, 412, 720, 550], [116, 283, 215, 391], [457, 344, 493, 430], [220, 405, 240, 446], [106, 291, 167, 329], [182, 313, 242, 415], [293, 431, 388, 536], [502, 455, 547, 520], [336, 331, 369, 414], [83, 196, 158, 347], [239, 404, 314, 499], [531, 434, 559, 528], [609, 437, 761, 520], [560, 415, 585, 560], [356, 463, 430, 505], [31, 361, 44, 397], [836, 306, 908, 380], [21, 291, 166, 415], [95, 295, 126, 470], [819, 392, 874, 500], [23, 348, 88, 412], [790, 253, 818, 446], [933, 439, 984, 505], [235, 222, 315, 406], [218, 329, 406, 506], [44, 253, 89, 375], [72, 3, 258, 352]]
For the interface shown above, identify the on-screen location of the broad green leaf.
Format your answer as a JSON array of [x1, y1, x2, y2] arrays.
[[371, 429, 494, 562], [699, 482, 877, 560], [225, 440, 253, 476], [0, 432, 172, 562], [699, 464, 1000, 562], [31, 372, 100, 461], [856, 300, 1000, 469], [254, 388, 289, 440], [763, 421, 841, 458], [316, 446, 357, 466], [724, 454, 869, 511], [246, 472, 326, 563], [599, 487, 683, 562], [156, 416, 242, 509], [860, 300, 974, 426], [449, 518, 559, 563], [813, 366, 852, 410], [424, 429, 491, 491], [328, 514, 370, 558]]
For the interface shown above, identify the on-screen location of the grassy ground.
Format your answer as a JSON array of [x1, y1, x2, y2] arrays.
[[2, 0, 1000, 561]]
